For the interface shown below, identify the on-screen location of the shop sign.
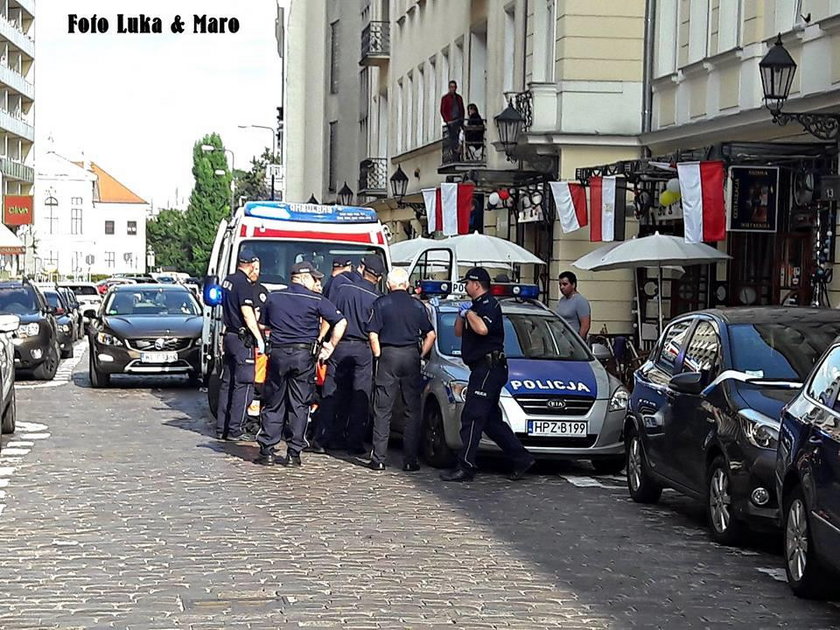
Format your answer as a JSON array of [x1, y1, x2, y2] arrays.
[[517, 204, 544, 224], [0, 246, 23, 255], [3, 195, 33, 226], [728, 167, 779, 233]]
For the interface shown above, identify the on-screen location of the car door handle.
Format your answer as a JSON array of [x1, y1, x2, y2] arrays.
[[809, 435, 823, 446]]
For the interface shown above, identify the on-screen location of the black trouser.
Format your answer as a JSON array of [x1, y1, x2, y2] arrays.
[[317, 340, 373, 450], [215, 332, 254, 437], [371, 345, 422, 465], [458, 361, 532, 472], [258, 345, 314, 457]]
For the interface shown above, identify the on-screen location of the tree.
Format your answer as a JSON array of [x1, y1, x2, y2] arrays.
[[146, 208, 189, 271], [234, 148, 282, 203]]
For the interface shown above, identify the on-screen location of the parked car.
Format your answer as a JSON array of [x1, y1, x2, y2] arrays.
[[95, 277, 135, 296], [625, 307, 840, 545], [59, 282, 102, 322], [776, 339, 840, 598], [0, 313, 19, 444], [88, 284, 203, 387], [57, 287, 83, 341], [0, 280, 61, 380], [42, 288, 75, 359]]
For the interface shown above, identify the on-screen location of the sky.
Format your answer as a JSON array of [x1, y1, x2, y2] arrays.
[[35, 0, 284, 210]]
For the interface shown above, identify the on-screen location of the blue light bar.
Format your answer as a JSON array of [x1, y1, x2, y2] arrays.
[[204, 283, 223, 306], [244, 201, 379, 224], [418, 280, 452, 296]]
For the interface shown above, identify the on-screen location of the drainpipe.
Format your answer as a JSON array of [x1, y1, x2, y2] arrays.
[[641, 0, 656, 157]]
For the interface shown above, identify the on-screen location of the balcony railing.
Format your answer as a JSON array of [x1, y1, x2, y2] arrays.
[[0, 108, 32, 141], [0, 62, 32, 100], [510, 90, 534, 133], [358, 157, 388, 196], [0, 15, 33, 58], [10, 0, 34, 19], [360, 21, 390, 66], [0, 156, 33, 182], [440, 121, 487, 168]]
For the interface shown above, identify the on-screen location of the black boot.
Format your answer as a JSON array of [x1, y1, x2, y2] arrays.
[[440, 467, 474, 482], [255, 448, 277, 466]]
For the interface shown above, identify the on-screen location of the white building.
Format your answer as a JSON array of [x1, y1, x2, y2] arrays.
[[34, 152, 149, 278]]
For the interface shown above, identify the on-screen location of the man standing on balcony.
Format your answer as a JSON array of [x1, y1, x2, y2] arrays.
[[440, 80, 465, 155]]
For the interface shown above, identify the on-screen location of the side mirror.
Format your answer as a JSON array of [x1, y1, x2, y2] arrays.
[[669, 372, 706, 395], [591, 343, 611, 362], [203, 275, 223, 306]]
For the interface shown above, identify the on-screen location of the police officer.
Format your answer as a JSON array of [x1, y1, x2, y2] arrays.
[[317, 255, 384, 455], [256, 262, 347, 466], [215, 248, 264, 441], [322, 256, 353, 300], [367, 267, 436, 471], [440, 267, 535, 482]]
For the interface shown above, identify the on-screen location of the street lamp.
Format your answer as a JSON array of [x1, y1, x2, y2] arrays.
[[203, 145, 237, 214], [337, 182, 354, 206], [237, 124, 277, 156], [494, 102, 525, 161], [759, 34, 840, 140], [389, 165, 409, 203]]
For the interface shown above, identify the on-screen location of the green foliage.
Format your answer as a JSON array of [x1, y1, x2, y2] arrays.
[[234, 148, 282, 203], [146, 208, 190, 271]]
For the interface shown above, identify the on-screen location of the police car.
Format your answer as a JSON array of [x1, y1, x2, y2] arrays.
[[391, 281, 629, 473]]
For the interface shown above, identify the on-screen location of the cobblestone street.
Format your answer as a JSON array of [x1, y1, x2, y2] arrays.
[[1, 351, 839, 628]]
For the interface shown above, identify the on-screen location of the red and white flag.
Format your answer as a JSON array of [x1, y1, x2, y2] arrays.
[[550, 181, 588, 234], [423, 183, 475, 235], [677, 161, 726, 243], [588, 176, 625, 242]]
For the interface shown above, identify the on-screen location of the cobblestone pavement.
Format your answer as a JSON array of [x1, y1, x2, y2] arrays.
[[1, 352, 840, 628]]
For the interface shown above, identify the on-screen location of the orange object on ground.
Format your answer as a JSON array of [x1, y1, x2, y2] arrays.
[[316, 361, 327, 386], [255, 352, 268, 384]]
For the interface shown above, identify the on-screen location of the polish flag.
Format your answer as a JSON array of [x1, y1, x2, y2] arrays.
[[424, 183, 475, 235], [550, 181, 588, 234], [677, 161, 726, 243], [588, 176, 625, 242]]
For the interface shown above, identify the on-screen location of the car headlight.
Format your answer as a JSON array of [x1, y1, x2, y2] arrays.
[[14, 322, 40, 338], [738, 409, 779, 450], [448, 380, 468, 403], [96, 331, 123, 346], [609, 386, 630, 412]]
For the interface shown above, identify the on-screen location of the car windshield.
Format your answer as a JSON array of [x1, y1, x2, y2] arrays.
[[0, 286, 38, 314], [729, 321, 840, 381], [65, 285, 98, 296], [44, 292, 63, 310], [436, 310, 591, 361], [105, 289, 200, 316], [237, 240, 387, 287]]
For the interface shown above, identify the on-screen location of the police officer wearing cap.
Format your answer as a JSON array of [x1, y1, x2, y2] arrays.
[[325, 258, 365, 301], [322, 256, 354, 300], [215, 247, 264, 441], [367, 267, 437, 471], [256, 262, 347, 466], [440, 267, 535, 482], [317, 254, 384, 454]]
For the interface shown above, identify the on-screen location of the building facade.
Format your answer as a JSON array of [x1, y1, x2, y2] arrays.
[[34, 153, 149, 278]]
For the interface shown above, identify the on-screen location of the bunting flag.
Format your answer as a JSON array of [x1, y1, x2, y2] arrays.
[[422, 188, 438, 232], [677, 161, 726, 243], [550, 181, 588, 233], [588, 176, 625, 242], [423, 183, 475, 235]]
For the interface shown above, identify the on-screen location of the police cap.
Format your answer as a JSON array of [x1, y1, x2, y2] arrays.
[[361, 255, 385, 277], [290, 262, 324, 279], [238, 246, 259, 264], [462, 267, 491, 284], [332, 256, 353, 268]]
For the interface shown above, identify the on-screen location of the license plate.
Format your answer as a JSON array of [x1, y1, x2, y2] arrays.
[[140, 351, 178, 364], [527, 420, 587, 437]]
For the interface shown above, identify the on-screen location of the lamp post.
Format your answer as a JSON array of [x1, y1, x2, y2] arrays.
[[494, 101, 525, 162], [203, 145, 237, 214], [237, 124, 277, 156], [389, 165, 427, 233], [337, 182, 354, 206]]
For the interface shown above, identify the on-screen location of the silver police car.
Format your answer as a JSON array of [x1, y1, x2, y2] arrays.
[[390, 282, 629, 472]]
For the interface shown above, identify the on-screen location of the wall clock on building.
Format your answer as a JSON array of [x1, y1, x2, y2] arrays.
[[793, 170, 816, 207]]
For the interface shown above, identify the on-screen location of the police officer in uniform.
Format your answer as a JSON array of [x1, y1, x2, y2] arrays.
[[367, 267, 437, 471], [317, 255, 384, 454], [322, 256, 353, 300], [215, 248, 264, 441], [256, 262, 347, 466], [440, 267, 535, 482]]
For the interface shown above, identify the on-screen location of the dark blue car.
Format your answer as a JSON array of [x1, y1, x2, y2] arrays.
[[626, 308, 840, 545], [776, 340, 840, 598]]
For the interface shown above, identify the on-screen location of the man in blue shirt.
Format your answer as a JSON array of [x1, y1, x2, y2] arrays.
[[256, 262, 347, 466], [322, 256, 353, 301]]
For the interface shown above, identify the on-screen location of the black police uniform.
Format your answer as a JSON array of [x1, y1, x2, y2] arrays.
[[318, 270, 381, 452], [257, 281, 344, 460], [321, 257, 353, 301], [324, 268, 362, 301], [215, 268, 257, 439], [368, 289, 434, 466], [456, 288, 533, 474]]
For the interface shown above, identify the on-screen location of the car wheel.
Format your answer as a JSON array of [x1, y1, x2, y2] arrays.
[[88, 351, 110, 388], [422, 401, 455, 469], [1, 387, 15, 434], [784, 485, 836, 599], [626, 430, 662, 503], [592, 455, 625, 475], [707, 456, 745, 545], [32, 343, 59, 381]]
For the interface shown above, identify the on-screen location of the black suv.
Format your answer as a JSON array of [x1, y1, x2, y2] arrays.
[[0, 281, 61, 380]]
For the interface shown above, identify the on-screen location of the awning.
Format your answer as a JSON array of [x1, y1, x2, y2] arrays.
[[0, 223, 24, 255]]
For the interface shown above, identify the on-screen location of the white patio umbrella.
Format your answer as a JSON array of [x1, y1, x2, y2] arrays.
[[572, 232, 731, 332], [388, 237, 440, 264], [443, 232, 545, 266]]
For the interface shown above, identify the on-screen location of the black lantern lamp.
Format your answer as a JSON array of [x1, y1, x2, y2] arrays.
[[494, 102, 525, 161], [389, 165, 409, 202], [337, 182, 354, 206], [759, 34, 840, 140], [306, 194, 320, 204]]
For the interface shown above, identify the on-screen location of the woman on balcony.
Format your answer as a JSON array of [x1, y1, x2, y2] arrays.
[[462, 104, 485, 161]]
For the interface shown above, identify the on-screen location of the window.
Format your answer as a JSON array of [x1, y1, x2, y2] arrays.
[[328, 121, 338, 193], [127, 220, 137, 235], [545, 0, 556, 82], [655, 319, 693, 375], [682, 321, 721, 374], [104, 220, 115, 235], [105, 251, 115, 268], [71, 207, 82, 235], [396, 80, 404, 153], [406, 72, 414, 149], [70, 196, 83, 205], [453, 40, 464, 92], [416, 65, 425, 147], [45, 251, 58, 269], [427, 57, 437, 141], [807, 347, 840, 411], [45, 203, 58, 235], [329, 20, 340, 94], [503, 6, 516, 93]]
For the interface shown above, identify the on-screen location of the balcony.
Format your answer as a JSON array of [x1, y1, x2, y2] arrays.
[[0, 156, 33, 182], [0, 62, 32, 100], [439, 121, 487, 173], [0, 15, 33, 58], [510, 90, 533, 132], [10, 0, 34, 19], [0, 108, 32, 141], [360, 21, 390, 67], [358, 158, 388, 197]]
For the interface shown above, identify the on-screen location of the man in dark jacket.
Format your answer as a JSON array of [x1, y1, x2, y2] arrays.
[[440, 80, 465, 155]]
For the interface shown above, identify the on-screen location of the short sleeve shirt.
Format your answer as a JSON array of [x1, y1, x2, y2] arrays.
[[368, 290, 433, 347], [324, 269, 362, 301], [555, 293, 591, 335], [332, 278, 381, 341], [221, 269, 255, 330], [260, 283, 344, 345], [460, 293, 504, 365]]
